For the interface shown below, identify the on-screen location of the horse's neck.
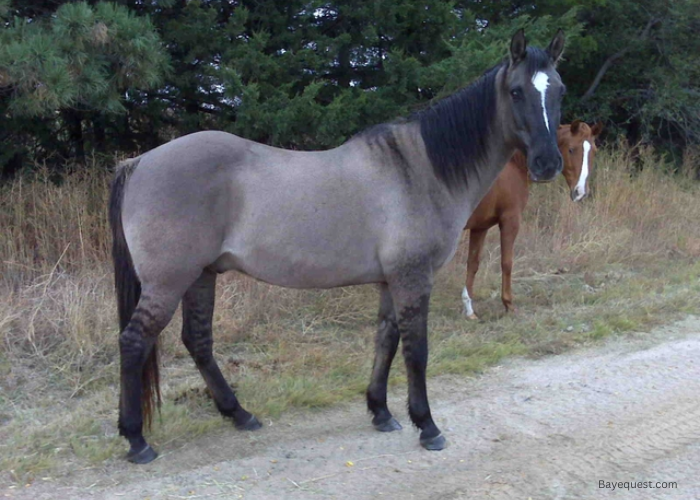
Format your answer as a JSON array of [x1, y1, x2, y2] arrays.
[[452, 68, 524, 225]]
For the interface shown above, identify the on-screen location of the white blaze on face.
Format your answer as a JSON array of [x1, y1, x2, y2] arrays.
[[573, 140, 591, 201], [532, 71, 550, 132]]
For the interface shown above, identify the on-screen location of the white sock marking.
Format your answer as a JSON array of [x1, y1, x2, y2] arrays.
[[462, 286, 474, 317], [532, 71, 550, 132], [574, 140, 591, 201]]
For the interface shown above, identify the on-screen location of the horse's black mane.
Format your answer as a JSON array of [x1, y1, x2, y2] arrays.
[[350, 47, 552, 189], [416, 46, 552, 189]]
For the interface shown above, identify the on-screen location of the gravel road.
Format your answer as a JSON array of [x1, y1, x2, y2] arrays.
[[6, 316, 699, 500]]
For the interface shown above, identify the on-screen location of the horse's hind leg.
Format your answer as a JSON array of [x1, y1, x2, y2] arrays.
[[119, 291, 180, 463], [366, 283, 402, 432], [181, 269, 261, 431]]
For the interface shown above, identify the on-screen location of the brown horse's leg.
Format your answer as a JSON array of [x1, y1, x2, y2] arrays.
[[463, 228, 488, 320], [118, 291, 179, 463], [181, 270, 261, 431], [499, 216, 521, 313], [366, 283, 402, 432]]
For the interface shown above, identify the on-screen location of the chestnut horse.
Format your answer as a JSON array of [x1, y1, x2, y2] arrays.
[[462, 120, 603, 319]]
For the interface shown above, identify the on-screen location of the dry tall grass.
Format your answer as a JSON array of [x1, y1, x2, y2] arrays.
[[519, 144, 700, 268], [1, 147, 699, 482]]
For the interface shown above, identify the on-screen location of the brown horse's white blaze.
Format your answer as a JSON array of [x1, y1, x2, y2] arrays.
[[461, 120, 603, 319], [572, 140, 592, 201]]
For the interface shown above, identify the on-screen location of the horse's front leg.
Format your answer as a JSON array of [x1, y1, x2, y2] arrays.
[[389, 272, 445, 450]]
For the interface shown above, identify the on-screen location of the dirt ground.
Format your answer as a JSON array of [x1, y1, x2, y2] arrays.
[[4, 315, 699, 500]]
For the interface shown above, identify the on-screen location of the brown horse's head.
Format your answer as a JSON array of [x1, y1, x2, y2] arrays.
[[558, 120, 603, 201]]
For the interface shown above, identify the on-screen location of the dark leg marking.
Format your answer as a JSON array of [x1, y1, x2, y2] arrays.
[[395, 290, 445, 451], [367, 284, 402, 432], [119, 296, 177, 464], [181, 270, 261, 431]]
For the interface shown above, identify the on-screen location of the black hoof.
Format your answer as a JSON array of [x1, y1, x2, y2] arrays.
[[420, 433, 446, 451], [235, 414, 262, 431], [373, 416, 403, 432], [126, 445, 158, 464]]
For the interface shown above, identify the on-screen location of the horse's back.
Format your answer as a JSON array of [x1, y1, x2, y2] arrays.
[[118, 130, 426, 289]]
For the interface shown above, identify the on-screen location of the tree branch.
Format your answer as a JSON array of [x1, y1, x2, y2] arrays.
[[580, 17, 661, 102]]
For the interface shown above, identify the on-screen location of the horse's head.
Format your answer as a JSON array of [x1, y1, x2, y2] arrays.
[[559, 120, 604, 201], [500, 29, 566, 183]]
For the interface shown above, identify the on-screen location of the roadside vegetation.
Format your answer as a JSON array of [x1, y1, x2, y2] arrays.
[[2, 0, 699, 489], [1, 146, 699, 484]]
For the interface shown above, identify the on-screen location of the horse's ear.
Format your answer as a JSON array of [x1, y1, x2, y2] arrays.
[[510, 29, 527, 65], [591, 121, 604, 136], [570, 120, 582, 135], [546, 29, 565, 64]]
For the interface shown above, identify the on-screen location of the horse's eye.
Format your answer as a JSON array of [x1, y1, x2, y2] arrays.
[[569, 148, 574, 154], [510, 88, 523, 100]]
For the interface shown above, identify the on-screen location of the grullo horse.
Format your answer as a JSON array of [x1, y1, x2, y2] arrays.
[[109, 30, 566, 463]]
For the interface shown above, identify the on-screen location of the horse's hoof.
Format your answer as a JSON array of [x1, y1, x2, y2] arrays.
[[236, 414, 262, 431], [126, 445, 158, 464], [466, 313, 479, 320], [420, 433, 446, 451], [373, 417, 403, 432], [503, 303, 517, 314]]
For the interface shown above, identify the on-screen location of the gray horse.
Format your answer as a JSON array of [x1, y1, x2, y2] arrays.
[[110, 29, 566, 463]]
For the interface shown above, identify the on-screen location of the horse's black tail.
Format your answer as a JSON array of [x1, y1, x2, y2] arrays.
[[109, 157, 160, 429]]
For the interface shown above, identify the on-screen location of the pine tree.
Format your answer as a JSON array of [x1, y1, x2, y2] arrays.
[[2, 0, 697, 175], [0, 1, 167, 172]]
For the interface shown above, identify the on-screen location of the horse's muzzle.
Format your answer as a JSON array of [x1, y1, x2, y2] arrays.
[[571, 186, 587, 202], [529, 153, 562, 183]]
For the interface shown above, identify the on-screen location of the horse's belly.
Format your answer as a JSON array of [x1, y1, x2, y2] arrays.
[[216, 236, 384, 289]]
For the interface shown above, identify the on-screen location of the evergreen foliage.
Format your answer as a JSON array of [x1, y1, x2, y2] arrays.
[[0, 0, 698, 176]]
